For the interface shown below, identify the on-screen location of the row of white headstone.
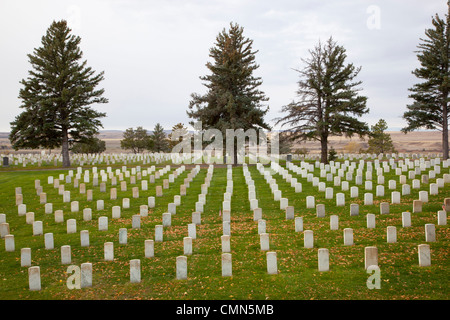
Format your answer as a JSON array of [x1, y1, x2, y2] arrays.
[[16, 165, 210, 290], [2, 151, 173, 168]]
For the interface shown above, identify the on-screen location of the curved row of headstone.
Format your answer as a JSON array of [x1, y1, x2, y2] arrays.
[[2, 152, 172, 168]]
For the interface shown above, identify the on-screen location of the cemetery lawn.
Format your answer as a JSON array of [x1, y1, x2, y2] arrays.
[[0, 163, 448, 300]]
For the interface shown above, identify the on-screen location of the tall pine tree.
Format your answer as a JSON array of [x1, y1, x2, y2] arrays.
[[187, 22, 270, 164], [275, 37, 369, 163], [402, 5, 450, 160], [9, 20, 107, 167]]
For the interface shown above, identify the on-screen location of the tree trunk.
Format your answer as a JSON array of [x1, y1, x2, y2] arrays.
[[320, 137, 328, 164], [62, 128, 71, 167], [440, 89, 449, 159], [443, 128, 449, 160], [443, 109, 449, 160]]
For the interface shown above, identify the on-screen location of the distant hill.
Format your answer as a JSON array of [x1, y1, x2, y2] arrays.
[[0, 130, 445, 154]]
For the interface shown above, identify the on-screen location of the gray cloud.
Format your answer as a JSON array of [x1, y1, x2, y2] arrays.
[[0, 0, 447, 132]]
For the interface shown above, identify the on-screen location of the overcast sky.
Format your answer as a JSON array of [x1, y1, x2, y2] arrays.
[[0, 0, 447, 132]]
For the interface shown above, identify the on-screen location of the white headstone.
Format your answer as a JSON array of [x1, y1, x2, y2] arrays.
[[330, 215, 339, 230], [306, 196, 315, 209], [343, 228, 353, 246], [402, 212, 412, 227], [425, 224, 435, 242], [176, 256, 188, 280], [318, 248, 329, 272], [418, 244, 431, 267], [387, 226, 397, 243], [119, 228, 127, 244], [44, 233, 54, 250], [364, 246, 378, 269], [258, 219, 266, 234], [304, 230, 314, 248], [61, 245, 71, 264], [81, 263, 92, 288], [28, 266, 41, 291], [80, 230, 89, 247], [104, 242, 114, 261], [21, 248, 31, 267], [221, 235, 231, 253], [364, 193, 373, 205], [188, 223, 197, 239], [336, 193, 345, 207], [184, 237, 193, 255], [130, 259, 141, 283], [266, 251, 278, 275], [260, 233, 270, 251], [155, 225, 163, 242], [366, 214, 376, 229], [145, 239, 154, 258], [222, 253, 232, 277], [98, 216, 108, 231], [112, 206, 121, 219], [66, 219, 76, 234]]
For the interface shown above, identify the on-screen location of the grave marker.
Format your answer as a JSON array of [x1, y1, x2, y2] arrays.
[[81, 263, 92, 288], [316, 204, 325, 218], [176, 256, 188, 280], [221, 235, 231, 253], [104, 242, 114, 261], [222, 253, 232, 277], [61, 245, 71, 264], [130, 259, 141, 283], [44, 233, 54, 250], [330, 215, 339, 230], [260, 233, 270, 251], [295, 217, 303, 232], [266, 252, 278, 275], [425, 224, 435, 242], [21, 248, 31, 267], [387, 226, 397, 243], [343, 228, 353, 245], [304, 230, 314, 248], [145, 240, 154, 258], [418, 244, 431, 267], [28, 266, 41, 291], [364, 246, 378, 269], [318, 248, 329, 272], [155, 225, 163, 242], [80, 230, 89, 247], [402, 212, 411, 227]]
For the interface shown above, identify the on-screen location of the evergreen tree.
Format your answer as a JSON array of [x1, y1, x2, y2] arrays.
[[168, 123, 190, 150], [275, 37, 369, 164], [151, 123, 169, 152], [120, 127, 150, 154], [187, 22, 270, 164], [328, 146, 338, 162], [9, 20, 107, 167], [402, 6, 450, 159], [367, 119, 396, 154], [71, 137, 106, 154]]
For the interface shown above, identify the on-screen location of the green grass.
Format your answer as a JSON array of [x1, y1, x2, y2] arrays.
[[0, 160, 448, 300]]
